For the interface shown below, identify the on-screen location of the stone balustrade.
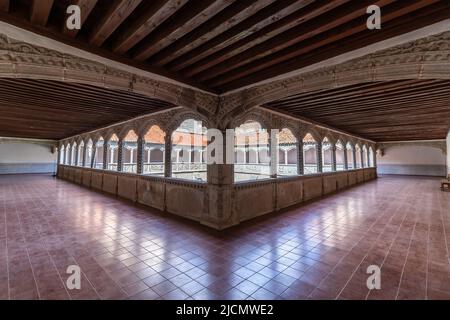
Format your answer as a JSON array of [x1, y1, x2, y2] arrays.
[[57, 164, 377, 230]]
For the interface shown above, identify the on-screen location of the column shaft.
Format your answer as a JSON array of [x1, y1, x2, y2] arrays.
[[137, 136, 144, 174], [117, 140, 124, 172], [102, 141, 108, 170], [164, 137, 172, 177], [317, 143, 323, 173], [297, 141, 304, 175], [331, 143, 337, 172]]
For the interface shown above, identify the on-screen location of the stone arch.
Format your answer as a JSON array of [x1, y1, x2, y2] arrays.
[[138, 119, 162, 136], [229, 109, 272, 131], [301, 128, 321, 142], [118, 125, 138, 140], [167, 110, 210, 133]]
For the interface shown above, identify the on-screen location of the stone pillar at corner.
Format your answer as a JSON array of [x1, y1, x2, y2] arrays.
[[202, 129, 238, 230]]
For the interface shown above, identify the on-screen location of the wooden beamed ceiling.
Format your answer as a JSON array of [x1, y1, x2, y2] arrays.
[[0, 78, 176, 140], [0, 0, 449, 93], [264, 80, 450, 141], [0, 1, 449, 142]]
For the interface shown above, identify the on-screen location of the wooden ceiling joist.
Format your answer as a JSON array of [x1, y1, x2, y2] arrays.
[[89, 0, 142, 47], [30, 0, 54, 26]]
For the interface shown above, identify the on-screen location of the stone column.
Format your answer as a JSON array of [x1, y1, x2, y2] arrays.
[[68, 147, 72, 166], [91, 145, 96, 168], [297, 141, 304, 175], [203, 129, 237, 230], [343, 145, 348, 170], [352, 146, 357, 169], [136, 136, 144, 174], [269, 129, 278, 178], [57, 146, 61, 165], [360, 148, 365, 168], [331, 142, 337, 172], [164, 134, 172, 177], [63, 147, 66, 165], [316, 142, 323, 173], [82, 144, 87, 167], [117, 139, 124, 172], [373, 149, 377, 168], [74, 146, 79, 167], [367, 149, 371, 167], [102, 140, 108, 170]]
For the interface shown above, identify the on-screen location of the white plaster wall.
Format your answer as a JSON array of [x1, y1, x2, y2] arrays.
[[377, 145, 446, 177], [447, 132, 450, 177], [0, 142, 56, 163], [0, 141, 57, 173]]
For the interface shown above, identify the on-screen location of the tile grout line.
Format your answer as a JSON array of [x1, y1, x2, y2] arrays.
[[14, 195, 41, 300], [307, 197, 393, 299], [3, 198, 10, 300], [394, 220, 417, 300], [364, 183, 413, 300], [336, 192, 407, 300]]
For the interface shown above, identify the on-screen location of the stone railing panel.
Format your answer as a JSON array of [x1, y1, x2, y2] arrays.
[[276, 179, 303, 211], [165, 182, 205, 220], [91, 171, 103, 190], [234, 181, 275, 222], [117, 175, 138, 202], [82, 170, 91, 188], [137, 177, 165, 211], [323, 175, 338, 195], [102, 173, 118, 195], [303, 176, 324, 201]]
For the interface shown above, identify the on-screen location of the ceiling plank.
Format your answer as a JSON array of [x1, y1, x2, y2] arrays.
[[205, 0, 437, 88], [173, 0, 349, 75], [89, 0, 142, 47], [150, 0, 278, 66], [0, 0, 9, 12], [62, 0, 98, 38], [132, 0, 231, 61], [30, 0, 54, 26], [215, 0, 450, 92], [112, 0, 188, 54], [196, 0, 397, 84], [0, 78, 176, 140], [264, 80, 450, 141]]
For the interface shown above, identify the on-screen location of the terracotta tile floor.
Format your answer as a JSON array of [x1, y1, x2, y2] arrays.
[[0, 174, 449, 300]]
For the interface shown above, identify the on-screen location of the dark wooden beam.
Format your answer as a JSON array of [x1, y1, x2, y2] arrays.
[[264, 79, 450, 141], [214, 0, 450, 92], [112, 0, 187, 54], [171, 0, 349, 74], [62, 0, 98, 38], [205, 0, 436, 88], [89, 0, 142, 47], [30, 0, 54, 26], [196, 0, 396, 84], [0, 78, 176, 140], [0, 0, 9, 12], [150, 0, 275, 66], [132, 0, 230, 61]]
